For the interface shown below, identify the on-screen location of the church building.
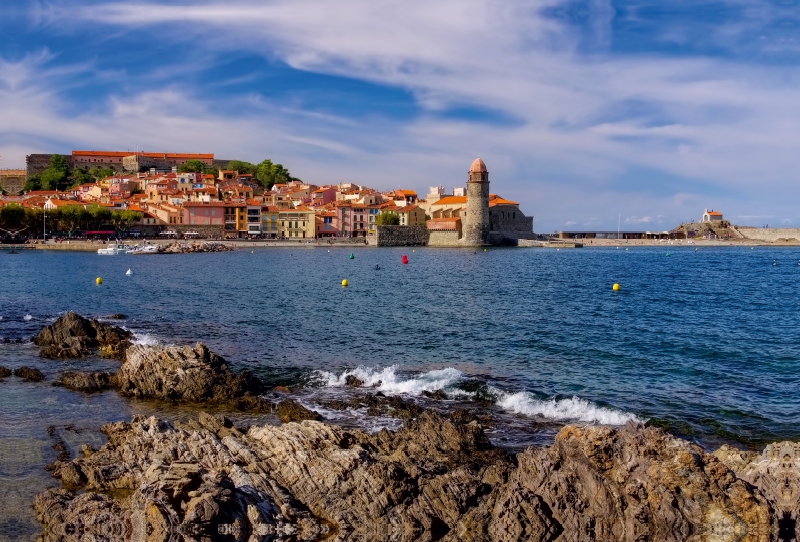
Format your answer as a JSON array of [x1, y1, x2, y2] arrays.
[[426, 158, 534, 246]]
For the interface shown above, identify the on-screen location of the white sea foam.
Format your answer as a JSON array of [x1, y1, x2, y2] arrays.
[[316, 366, 463, 395], [131, 333, 160, 346], [315, 365, 640, 426], [23, 314, 33, 321], [495, 390, 641, 425]]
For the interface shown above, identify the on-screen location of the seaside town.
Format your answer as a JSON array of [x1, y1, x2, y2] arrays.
[[0, 151, 794, 249], [0, 151, 536, 247]]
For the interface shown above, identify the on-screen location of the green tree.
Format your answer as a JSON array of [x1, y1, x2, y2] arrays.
[[59, 206, 89, 235], [23, 175, 42, 192], [375, 211, 400, 226], [226, 160, 255, 174], [110, 210, 142, 232], [71, 167, 94, 186], [41, 154, 71, 191], [84, 166, 115, 182], [86, 204, 112, 229], [178, 160, 214, 174], [254, 159, 291, 189]]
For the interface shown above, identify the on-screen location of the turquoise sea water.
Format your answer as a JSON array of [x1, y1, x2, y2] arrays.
[[2, 245, 799, 448]]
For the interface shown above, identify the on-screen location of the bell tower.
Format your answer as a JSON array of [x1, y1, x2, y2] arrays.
[[462, 158, 490, 246]]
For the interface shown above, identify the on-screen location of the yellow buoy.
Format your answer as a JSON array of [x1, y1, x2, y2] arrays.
[[612, 283, 620, 291], [484, 248, 487, 252], [251, 250, 254, 253], [412, 249, 415, 252], [341, 279, 348, 287], [95, 277, 102, 285], [625, 248, 628, 251]]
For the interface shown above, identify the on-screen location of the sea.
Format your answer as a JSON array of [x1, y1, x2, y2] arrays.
[[1, 245, 799, 539]]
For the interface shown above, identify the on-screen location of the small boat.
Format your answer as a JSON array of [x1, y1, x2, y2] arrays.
[[125, 268, 132, 276], [97, 243, 131, 255], [129, 244, 160, 254]]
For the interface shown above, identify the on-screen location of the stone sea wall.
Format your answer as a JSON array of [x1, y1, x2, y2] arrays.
[[737, 227, 800, 242], [428, 229, 461, 247], [373, 225, 429, 246]]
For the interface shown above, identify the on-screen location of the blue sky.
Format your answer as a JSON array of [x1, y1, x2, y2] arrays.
[[2, 0, 800, 231]]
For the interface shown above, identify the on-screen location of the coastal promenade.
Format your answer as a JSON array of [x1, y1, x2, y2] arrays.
[[19, 236, 798, 252], [20, 238, 373, 252]]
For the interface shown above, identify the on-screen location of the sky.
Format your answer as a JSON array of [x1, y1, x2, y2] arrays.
[[2, 0, 800, 231]]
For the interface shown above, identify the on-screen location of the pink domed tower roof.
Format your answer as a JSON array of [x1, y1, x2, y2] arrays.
[[469, 158, 487, 173]]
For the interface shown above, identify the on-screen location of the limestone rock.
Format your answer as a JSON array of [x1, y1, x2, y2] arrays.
[[116, 342, 265, 405], [275, 399, 323, 423], [14, 366, 44, 382], [33, 312, 132, 359], [34, 412, 786, 542], [0, 366, 11, 379], [490, 423, 772, 542], [59, 371, 115, 393]]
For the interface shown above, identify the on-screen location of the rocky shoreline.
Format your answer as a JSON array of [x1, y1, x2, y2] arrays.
[[15, 314, 800, 541]]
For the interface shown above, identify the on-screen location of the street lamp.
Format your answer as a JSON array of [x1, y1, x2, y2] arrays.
[[43, 209, 47, 242]]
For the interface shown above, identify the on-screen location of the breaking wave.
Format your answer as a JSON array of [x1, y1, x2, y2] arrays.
[[315, 366, 640, 425], [315, 365, 463, 395], [495, 390, 641, 425]]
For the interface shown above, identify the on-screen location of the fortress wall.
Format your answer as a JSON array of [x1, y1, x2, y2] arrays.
[[427, 230, 461, 247], [374, 225, 429, 246], [737, 227, 800, 242]]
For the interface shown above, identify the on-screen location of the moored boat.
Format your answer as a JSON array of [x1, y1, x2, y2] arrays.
[[97, 243, 131, 255]]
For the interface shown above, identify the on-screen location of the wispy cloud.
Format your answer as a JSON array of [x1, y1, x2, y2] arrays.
[[5, 0, 800, 230]]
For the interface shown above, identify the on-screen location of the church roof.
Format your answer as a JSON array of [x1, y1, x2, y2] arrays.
[[432, 195, 467, 207], [469, 158, 487, 173]]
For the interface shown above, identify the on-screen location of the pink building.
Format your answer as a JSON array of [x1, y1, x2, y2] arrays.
[[182, 201, 228, 225], [312, 187, 336, 205]]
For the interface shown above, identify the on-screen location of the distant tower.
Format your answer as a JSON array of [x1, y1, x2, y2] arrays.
[[463, 158, 490, 246]]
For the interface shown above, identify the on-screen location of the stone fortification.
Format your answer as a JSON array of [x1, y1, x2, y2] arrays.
[[373, 225, 429, 246], [26, 154, 69, 177], [428, 230, 462, 247], [736, 227, 800, 243], [463, 158, 490, 246], [488, 209, 535, 241], [0, 169, 26, 194]]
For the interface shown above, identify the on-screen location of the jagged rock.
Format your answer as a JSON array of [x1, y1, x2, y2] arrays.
[[14, 366, 44, 382], [489, 423, 772, 542], [35, 412, 788, 542], [59, 371, 115, 393], [345, 375, 363, 387], [33, 312, 132, 359], [116, 342, 265, 405], [422, 389, 448, 400], [107, 314, 127, 320], [275, 399, 323, 423], [715, 441, 800, 541], [36, 410, 512, 542], [0, 366, 11, 379]]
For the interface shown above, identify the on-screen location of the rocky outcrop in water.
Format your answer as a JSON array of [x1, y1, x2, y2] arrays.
[[0, 366, 11, 379], [33, 312, 132, 359], [115, 342, 268, 408], [59, 371, 115, 393], [14, 366, 44, 382], [36, 409, 786, 542]]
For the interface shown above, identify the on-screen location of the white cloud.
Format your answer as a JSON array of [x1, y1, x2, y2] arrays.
[[625, 215, 653, 224], [6, 0, 800, 231]]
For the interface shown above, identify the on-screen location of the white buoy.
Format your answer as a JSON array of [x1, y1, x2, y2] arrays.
[[125, 268, 132, 276]]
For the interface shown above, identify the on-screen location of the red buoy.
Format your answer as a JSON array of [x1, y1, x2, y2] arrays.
[[401, 254, 409, 264]]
